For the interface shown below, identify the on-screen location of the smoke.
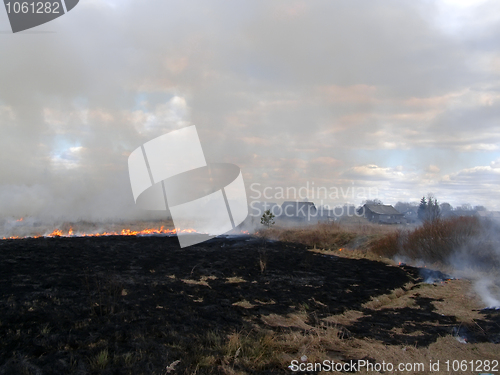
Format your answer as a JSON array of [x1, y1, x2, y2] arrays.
[[447, 219, 500, 308], [383, 216, 500, 308], [473, 278, 500, 308], [1, 0, 500, 227]]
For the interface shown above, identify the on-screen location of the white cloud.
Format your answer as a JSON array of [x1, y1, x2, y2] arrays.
[[51, 146, 84, 169], [427, 165, 441, 173], [490, 158, 500, 168], [343, 165, 407, 181], [130, 95, 189, 135]]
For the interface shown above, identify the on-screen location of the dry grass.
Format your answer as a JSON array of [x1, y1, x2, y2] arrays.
[[226, 277, 246, 284], [232, 300, 255, 309], [223, 222, 500, 374], [261, 312, 313, 330], [258, 222, 399, 250], [181, 275, 217, 287], [206, 276, 496, 374], [345, 335, 499, 375], [309, 246, 395, 264]]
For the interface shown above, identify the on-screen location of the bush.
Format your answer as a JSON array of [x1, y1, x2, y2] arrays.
[[370, 217, 496, 265], [370, 230, 402, 259]]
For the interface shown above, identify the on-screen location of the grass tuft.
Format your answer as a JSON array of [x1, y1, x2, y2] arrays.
[[89, 348, 110, 370]]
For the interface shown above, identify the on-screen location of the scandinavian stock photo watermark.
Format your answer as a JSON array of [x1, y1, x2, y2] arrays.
[[248, 182, 379, 220], [127, 125, 249, 248], [289, 356, 499, 373]]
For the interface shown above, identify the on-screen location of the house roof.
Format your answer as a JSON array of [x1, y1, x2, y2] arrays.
[[363, 204, 403, 215]]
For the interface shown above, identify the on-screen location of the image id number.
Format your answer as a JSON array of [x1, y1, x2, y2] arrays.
[[5, 2, 60, 14]]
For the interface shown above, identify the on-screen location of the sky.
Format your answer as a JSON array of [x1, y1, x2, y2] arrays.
[[1, 0, 500, 222]]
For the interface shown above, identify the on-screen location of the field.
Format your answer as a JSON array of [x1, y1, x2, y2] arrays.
[[0, 221, 499, 374]]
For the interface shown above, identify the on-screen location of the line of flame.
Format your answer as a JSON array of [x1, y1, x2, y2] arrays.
[[2, 227, 249, 240]]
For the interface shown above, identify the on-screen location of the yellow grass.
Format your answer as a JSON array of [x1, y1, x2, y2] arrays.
[[205, 275, 497, 374], [258, 222, 399, 251], [225, 222, 500, 374]]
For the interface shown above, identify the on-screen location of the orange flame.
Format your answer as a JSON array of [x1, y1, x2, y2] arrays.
[[45, 227, 202, 237], [49, 229, 64, 237], [16, 218, 24, 222], [2, 226, 252, 240]]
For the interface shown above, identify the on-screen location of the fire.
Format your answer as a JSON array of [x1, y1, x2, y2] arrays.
[[49, 229, 64, 237], [46, 227, 206, 238], [2, 226, 252, 240], [2, 235, 20, 240], [119, 226, 177, 236], [16, 218, 24, 222]]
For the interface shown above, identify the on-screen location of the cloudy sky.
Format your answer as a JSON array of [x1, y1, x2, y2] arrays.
[[1, 0, 500, 221]]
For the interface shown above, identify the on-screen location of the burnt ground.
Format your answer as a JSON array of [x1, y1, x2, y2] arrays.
[[0, 235, 498, 374]]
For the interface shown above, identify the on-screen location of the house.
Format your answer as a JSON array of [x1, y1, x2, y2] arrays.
[[357, 204, 406, 224]]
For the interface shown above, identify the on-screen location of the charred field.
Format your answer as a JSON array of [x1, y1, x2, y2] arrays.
[[0, 234, 499, 374]]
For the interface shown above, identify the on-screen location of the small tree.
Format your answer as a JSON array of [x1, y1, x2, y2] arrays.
[[261, 209, 275, 228], [418, 196, 427, 221], [259, 209, 275, 274]]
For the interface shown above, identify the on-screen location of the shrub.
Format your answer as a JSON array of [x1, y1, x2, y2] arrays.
[[370, 216, 495, 265], [370, 230, 402, 259]]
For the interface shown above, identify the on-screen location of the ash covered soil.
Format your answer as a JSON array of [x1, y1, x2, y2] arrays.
[[0, 235, 498, 374]]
